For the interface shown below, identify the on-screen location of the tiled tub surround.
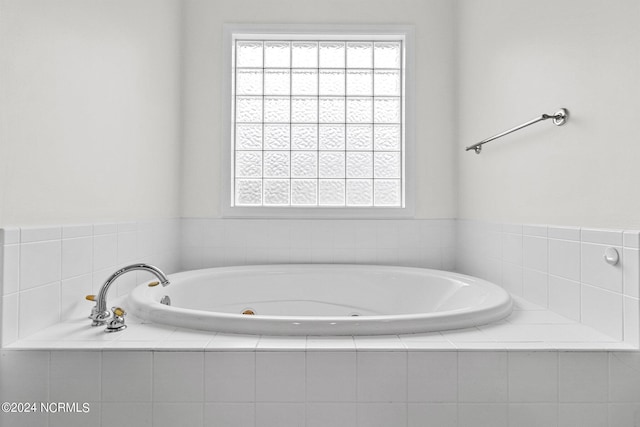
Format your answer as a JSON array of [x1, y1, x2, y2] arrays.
[[1, 297, 639, 427], [2, 218, 454, 346], [180, 218, 457, 271], [0, 220, 181, 346], [457, 221, 640, 347], [2, 344, 640, 426], [1, 219, 640, 427], [3, 217, 640, 347]]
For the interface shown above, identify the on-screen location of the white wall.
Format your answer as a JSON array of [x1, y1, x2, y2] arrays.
[[0, 0, 183, 227], [457, 0, 640, 229], [181, 0, 457, 219]]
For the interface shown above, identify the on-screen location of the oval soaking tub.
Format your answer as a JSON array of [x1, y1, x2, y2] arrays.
[[128, 265, 513, 336]]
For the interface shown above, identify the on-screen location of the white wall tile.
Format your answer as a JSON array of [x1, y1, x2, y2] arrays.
[[1, 294, 19, 345], [1, 228, 20, 245], [549, 239, 580, 282], [102, 351, 152, 402], [397, 221, 422, 250], [1, 244, 20, 295], [18, 282, 60, 338], [458, 351, 508, 402], [558, 352, 608, 402], [153, 352, 204, 402], [62, 237, 93, 279], [608, 403, 640, 427], [581, 284, 623, 340], [182, 219, 205, 248], [94, 223, 118, 235], [181, 218, 456, 272], [523, 236, 548, 272], [306, 403, 357, 427], [558, 403, 607, 427], [458, 403, 508, 427], [223, 247, 247, 266], [59, 274, 94, 320], [311, 222, 334, 249], [62, 224, 93, 239], [502, 233, 523, 265], [609, 352, 640, 403], [357, 403, 407, 427], [205, 352, 255, 402], [523, 268, 548, 307], [623, 231, 640, 248], [408, 351, 457, 402], [256, 352, 305, 402], [376, 222, 400, 249], [424, 220, 447, 243], [523, 224, 547, 237], [21, 226, 61, 243], [442, 246, 456, 271], [204, 403, 255, 427], [581, 243, 623, 293], [623, 248, 640, 298], [624, 297, 640, 347], [502, 262, 523, 296], [332, 221, 357, 249], [502, 223, 522, 234], [101, 402, 152, 427], [500, 223, 522, 234], [548, 275, 581, 321], [115, 269, 140, 297], [153, 403, 203, 427], [0, 410, 48, 427], [508, 351, 558, 402], [92, 267, 116, 295], [0, 350, 49, 402], [508, 403, 558, 427], [137, 227, 155, 258], [548, 226, 580, 241], [20, 240, 61, 290], [408, 403, 457, 427], [306, 351, 356, 402], [357, 351, 407, 402], [256, 403, 305, 427], [581, 228, 623, 246], [355, 222, 378, 249], [200, 219, 226, 247], [221, 220, 248, 249], [268, 220, 292, 249], [93, 234, 117, 270], [207, 333, 259, 350], [117, 231, 138, 264], [48, 402, 98, 427], [50, 351, 101, 402], [289, 221, 313, 248], [311, 247, 333, 263]]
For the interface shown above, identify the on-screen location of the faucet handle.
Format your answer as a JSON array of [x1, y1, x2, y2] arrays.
[[148, 281, 160, 287], [86, 295, 96, 302], [105, 307, 127, 333]]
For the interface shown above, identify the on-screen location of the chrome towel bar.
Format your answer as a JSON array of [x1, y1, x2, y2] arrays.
[[466, 108, 569, 154]]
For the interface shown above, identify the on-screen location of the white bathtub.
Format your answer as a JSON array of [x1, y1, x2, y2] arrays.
[[128, 264, 513, 336]]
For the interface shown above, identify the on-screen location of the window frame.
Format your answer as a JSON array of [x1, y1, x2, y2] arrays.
[[221, 24, 415, 218]]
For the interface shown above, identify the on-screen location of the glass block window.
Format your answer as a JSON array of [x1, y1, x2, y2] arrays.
[[231, 37, 404, 208]]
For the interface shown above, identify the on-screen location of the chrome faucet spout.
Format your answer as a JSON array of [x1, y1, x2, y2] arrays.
[[88, 263, 170, 327]]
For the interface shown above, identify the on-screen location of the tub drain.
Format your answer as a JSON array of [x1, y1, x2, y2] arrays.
[[350, 313, 360, 317]]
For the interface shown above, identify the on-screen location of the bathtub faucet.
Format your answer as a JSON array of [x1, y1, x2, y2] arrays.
[[86, 263, 170, 330]]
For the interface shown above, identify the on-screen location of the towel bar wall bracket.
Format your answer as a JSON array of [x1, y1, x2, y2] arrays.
[[466, 108, 569, 154]]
